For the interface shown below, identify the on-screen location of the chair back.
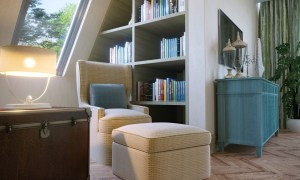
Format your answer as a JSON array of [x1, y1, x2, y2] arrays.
[[76, 60, 132, 106]]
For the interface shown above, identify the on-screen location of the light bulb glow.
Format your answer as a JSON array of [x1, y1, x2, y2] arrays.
[[24, 58, 36, 68]]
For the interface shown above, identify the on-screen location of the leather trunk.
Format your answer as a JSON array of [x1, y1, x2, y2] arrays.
[[0, 108, 90, 180]]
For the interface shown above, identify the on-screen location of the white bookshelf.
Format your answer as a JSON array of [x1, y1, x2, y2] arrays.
[[89, 0, 188, 123]]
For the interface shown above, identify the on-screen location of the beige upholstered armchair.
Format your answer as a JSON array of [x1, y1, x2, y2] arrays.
[[76, 60, 152, 165]]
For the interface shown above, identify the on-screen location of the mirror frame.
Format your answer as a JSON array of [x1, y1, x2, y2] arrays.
[[218, 9, 243, 68]]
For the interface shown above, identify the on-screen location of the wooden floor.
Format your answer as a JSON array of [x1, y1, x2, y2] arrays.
[[90, 131, 300, 180]]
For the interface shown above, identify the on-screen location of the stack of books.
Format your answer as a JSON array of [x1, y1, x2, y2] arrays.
[[109, 41, 132, 64], [138, 0, 185, 22], [160, 32, 185, 59], [137, 78, 186, 102]]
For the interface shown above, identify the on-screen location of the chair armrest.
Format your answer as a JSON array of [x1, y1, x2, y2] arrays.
[[79, 102, 105, 119], [79, 102, 105, 132], [128, 104, 149, 114]]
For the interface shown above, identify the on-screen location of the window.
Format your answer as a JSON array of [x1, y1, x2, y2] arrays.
[[12, 0, 90, 76]]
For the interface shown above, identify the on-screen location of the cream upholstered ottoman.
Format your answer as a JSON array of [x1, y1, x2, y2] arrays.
[[112, 123, 211, 180]]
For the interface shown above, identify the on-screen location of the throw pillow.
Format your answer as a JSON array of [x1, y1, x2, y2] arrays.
[[90, 84, 127, 109]]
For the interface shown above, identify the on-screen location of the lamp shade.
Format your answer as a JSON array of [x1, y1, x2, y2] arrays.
[[0, 45, 57, 77]]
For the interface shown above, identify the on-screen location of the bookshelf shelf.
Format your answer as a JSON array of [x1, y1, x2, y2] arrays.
[[131, 101, 186, 106], [135, 12, 185, 36], [101, 25, 132, 39], [134, 57, 185, 72], [89, 0, 187, 124]]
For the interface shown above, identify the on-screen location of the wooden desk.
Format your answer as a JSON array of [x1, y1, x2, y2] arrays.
[[0, 108, 90, 180], [216, 78, 279, 157]]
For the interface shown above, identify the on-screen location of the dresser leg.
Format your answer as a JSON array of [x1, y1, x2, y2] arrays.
[[275, 130, 279, 136], [218, 142, 224, 152], [256, 146, 262, 157]]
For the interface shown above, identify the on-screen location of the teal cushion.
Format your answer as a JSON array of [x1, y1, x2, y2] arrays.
[[90, 84, 127, 109]]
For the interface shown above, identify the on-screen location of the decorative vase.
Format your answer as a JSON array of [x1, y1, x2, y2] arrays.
[[224, 69, 233, 79]]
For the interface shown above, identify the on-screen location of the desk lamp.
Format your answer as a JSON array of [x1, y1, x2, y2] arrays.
[[0, 45, 56, 109]]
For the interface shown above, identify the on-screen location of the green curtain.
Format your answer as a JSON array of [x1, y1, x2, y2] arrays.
[[258, 0, 300, 128], [259, 0, 300, 79]]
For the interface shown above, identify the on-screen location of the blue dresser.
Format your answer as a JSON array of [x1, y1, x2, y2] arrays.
[[216, 78, 279, 157]]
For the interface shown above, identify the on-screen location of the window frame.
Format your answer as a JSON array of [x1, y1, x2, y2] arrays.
[[12, 0, 90, 76]]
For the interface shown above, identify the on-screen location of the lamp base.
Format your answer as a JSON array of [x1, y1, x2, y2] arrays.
[[4, 103, 52, 110]]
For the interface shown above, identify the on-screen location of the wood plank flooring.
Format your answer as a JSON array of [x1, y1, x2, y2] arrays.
[[90, 131, 300, 180]]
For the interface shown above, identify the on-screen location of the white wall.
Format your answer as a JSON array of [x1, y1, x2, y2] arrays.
[[0, 0, 110, 108], [187, 0, 206, 128], [187, 0, 257, 151], [203, 0, 257, 141], [0, 0, 22, 46]]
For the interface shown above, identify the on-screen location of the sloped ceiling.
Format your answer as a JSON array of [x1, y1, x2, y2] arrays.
[[0, 0, 22, 45]]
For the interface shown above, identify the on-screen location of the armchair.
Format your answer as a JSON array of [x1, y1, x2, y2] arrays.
[[76, 60, 152, 165]]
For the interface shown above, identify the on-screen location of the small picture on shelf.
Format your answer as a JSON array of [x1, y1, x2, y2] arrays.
[[137, 81, 153, 101]]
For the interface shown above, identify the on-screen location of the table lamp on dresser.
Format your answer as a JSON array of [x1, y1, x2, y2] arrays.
[[0, 45, 56, 109]]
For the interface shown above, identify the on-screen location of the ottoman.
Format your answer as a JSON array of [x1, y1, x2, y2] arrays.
[[112, 123, 211, 180]]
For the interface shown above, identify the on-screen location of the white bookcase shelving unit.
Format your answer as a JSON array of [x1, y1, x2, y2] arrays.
[[89, 0, 188, 124]]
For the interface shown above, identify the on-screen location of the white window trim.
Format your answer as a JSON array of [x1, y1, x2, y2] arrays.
[[56, 0, 90, 76]]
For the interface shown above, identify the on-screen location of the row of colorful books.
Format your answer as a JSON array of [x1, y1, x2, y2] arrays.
[[137, 78, 186, 102], [160, 32, 185, 59], [138, 0, 185, 22], [109, 42, 132, 64]]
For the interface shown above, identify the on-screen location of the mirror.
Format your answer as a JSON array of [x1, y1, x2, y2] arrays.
[[218, 9, 243, 68]]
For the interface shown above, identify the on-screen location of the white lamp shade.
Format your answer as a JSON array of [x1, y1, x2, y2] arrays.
[[0, 45, 57, 77]]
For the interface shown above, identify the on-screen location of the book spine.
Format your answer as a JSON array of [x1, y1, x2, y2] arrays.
[[160, 79, 164, 101], [166, 0, 169, 15], [177, 37, 180, 56], [109, 48, 112, 64], [183, 32, 185, 56], [138, 1, 141, 22], [155, 79, 159, 101], [163, 80, 167, 101], [183, 81, 185, 101], [137, 81, 141, 101], [160, 39, 163, 59], [152, 82, 155, 101]]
